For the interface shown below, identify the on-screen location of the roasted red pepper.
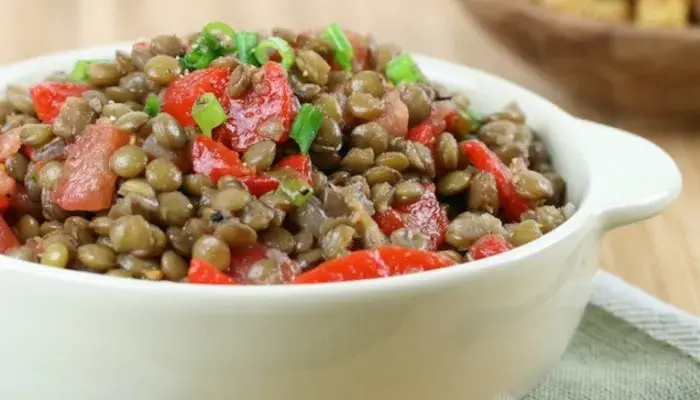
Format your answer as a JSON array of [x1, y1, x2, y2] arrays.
[[30, 82, 91, 124], [0, 214, 18, 254], [293, 246, 455, 284], [188, 259, 235, 285], [238, 154, 312, 196], [214, 62, 299, 152], [462, 140, 530, 222], [191, 135, 255, 184], [52, 123, 131, 211], [275, 154, 312, 183], [374, 183, 448, 250], [239, 175, 281, 197], [162, 67, 230, 127], [469, 234, 513, 260]]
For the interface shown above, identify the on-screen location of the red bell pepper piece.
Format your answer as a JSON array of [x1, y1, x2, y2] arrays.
[[405, 124, 436, 150], [275, 154, 312, 183], [239, 175, 281, 197], [0, 214, 19, 254], [237, 154, 312, 196], [188, 259, 235, 285], [228, 244, 300, 284], [162, 67, 230, 128], [214, 62, 299, 152], [30, 82, 91, 124], [52, 123, 131, 211], [374, 183, 448, 250], [461, 140, 531, 222], [0, 127, 22, 163], [469, 234, 513, 261], [191, 135, 255, 184], [293, 246, 455, 284]]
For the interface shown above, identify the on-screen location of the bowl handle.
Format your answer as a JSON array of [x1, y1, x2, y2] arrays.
[[576, 120, 682, 230]]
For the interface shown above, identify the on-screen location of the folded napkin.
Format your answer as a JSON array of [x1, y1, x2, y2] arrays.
[[514, 271, 700, 400]]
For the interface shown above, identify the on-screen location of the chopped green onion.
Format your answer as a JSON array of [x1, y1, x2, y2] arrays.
[[278, 177, 314, 207], [182, 44, 217, 70], [236, 31, 259, 65], [203, 21, 237, 54], [254, 37, 295, 69], [458, 109, 483, 132], [289, 104, 323, 154], [143, 94, 161, 118], [191, 93, 227, 136], [386, 53, 425, 85], [68, 59, 110, 82], [322, 23, 354, 71]]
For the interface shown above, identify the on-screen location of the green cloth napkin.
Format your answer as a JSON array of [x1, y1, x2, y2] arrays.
[[519, 272, 700, 400]]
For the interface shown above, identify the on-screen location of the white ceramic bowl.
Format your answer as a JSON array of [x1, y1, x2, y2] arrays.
[[0, 44, 682, 400]]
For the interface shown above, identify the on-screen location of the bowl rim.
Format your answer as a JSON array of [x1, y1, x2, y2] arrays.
[[0, 42, 596, 300]]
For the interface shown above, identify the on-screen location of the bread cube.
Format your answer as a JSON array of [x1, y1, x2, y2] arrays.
[[635, 0, 690, 28], [581, 0, 632, 23]]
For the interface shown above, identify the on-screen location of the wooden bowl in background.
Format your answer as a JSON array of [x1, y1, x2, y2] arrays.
[[462, 0, 700, 127]]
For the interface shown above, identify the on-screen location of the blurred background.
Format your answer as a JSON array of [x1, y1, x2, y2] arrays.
[[0, 0, 697, 314]]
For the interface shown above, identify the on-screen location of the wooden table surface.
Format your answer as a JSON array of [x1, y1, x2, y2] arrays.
[[1, 0, 697, 314]]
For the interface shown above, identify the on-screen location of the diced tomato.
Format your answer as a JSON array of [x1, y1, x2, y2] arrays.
[[191, 135, 255, 184], [374, 183, 448, 250], [0, 215, 18, 254], [238, 154, 312, 196], [462, 140, 531, 222], [239, 175, 280, 197], [275, 154, 312, 183], [188, 259, 235, 285], [52, 124, 130, 211], [469, 234, 513, 260], [162, 67, 230, 127], [214, 62, 300, 152], [30, 82, 91, 124], [0, 170, 17, 214], [0, 127, 22, 162], [228, 244, 300, 284], [23, 146, 35, 160], [374, 90, 409, 138], [293, 246, 455, 284]]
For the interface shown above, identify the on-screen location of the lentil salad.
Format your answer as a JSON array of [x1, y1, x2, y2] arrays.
[[0, 22, 575, 284]]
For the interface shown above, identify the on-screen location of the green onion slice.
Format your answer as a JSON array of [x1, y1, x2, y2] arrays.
[[203, 21, 237, 54], [386, 53, 425, 85], [143, 94, 161, 118], [191, 93, 227, 136], [182, 45, 217, 70], [254, 37, 295, 69], [236, 31, 259, 65], [278, 177, 314, 207], [458, 109, 483, 132], [289, 104, 323, 154], [69, 59, 109, 82], [322, 23, 354, 71]]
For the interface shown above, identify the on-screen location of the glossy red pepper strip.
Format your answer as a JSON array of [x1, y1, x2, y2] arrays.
[[238, 154, 313, 197], [191, 135, 255, 184], [292, 246, 456, 284], [0, 214, 19, 254], [187, 259, 236, 285], [461, 140, 530, 222], [469, 234, 513, 261]]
